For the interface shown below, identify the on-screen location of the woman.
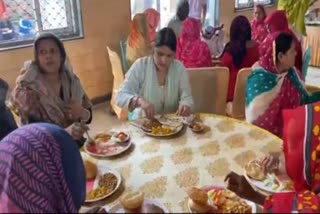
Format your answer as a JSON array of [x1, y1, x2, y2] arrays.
[[116, 27, 193, 120], [225, 102, 320, 213], [144, 8, 160, 43], [0, 123, 86, 212], [221, 15, 259, 102], [251, 4, 268, 44], [126, 13, 151, 68], [246, 32, 320, 137], [10, 33, 91, 141], [265, 10, 303, 73], [176, 17, 212, 68]]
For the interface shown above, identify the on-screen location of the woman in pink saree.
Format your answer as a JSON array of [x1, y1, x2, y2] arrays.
[[176, 17, 212, 68], [251, 4, 268, 44]]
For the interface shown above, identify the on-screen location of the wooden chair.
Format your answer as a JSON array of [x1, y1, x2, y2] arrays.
[[226, 68, 252, 120], [107, 46, 128, 120], [187, 67, 229, 115], [306, 84, 320, 93]]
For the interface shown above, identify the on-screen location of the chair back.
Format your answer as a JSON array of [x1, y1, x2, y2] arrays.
[[187, 67, 229, 115], [232, 68, 252, 119], [107, 46, 128, 120]]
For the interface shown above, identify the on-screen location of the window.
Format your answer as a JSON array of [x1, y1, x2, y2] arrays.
[[0, 0, 83, 51], [130, 0, 220, 29], [235, 0, 273, 10]]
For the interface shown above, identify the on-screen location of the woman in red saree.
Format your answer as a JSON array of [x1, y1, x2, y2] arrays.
[[251, 4, 268, 44], [225, 102, 320, 213], [144, 8, 160, 43], [265, 10, 303, 73], [176, 17, 212, 68]]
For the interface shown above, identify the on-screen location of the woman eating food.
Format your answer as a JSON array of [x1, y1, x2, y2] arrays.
[[116, 27, 193, 120], [225, 102, 320, 213]]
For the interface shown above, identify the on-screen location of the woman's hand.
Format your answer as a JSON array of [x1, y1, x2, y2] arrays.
[[64, 100, 89, 122], [138, 98, 155, 119], [176, 105, 191, 117], [66, 122, 89, 141], [224, 171, 265, 205]]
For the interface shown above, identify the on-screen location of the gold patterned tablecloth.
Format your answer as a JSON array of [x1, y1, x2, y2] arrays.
[[82, 114, 282, 213]]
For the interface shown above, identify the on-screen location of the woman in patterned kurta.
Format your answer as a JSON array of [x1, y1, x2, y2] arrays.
[[225, 102, 320, 213], [245, 32, 320, 137]]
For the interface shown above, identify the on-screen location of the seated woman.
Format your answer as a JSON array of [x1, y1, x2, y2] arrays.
[[116, 27, 194, 120], [265, 10, 303, 73], [221, 15, 259, 102], [176, 17, 212, 68], [246, 32, 320, 137], [225, 102, 320, 213], [126, 13, 152, 68], [251, 4, 268, 44], [0, 123, 86, 212], [10, 33, 92, 141], [144, 8, 160, 43]]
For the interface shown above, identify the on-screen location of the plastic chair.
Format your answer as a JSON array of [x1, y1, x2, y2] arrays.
[[107, 46, 128, 120]]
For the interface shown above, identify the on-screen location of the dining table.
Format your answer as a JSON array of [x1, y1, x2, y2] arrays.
[[80, 113, 283, 213]]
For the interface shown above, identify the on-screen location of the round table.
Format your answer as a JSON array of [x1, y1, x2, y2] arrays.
[[82, 114, 282, 213]]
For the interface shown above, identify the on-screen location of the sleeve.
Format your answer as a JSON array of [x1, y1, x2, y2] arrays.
[[264, 191, 319, 213], [178, 63, 194, 110], [11, 81, 40, 118], [115, 59, 143, 110]]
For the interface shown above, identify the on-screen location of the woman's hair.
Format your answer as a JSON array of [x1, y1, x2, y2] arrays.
[[155, 27, 177, 52], [34, 33, 66, 66], [225, 15, 251, 68], [275, 33, 293, 61], [255, 4, 266, 20]]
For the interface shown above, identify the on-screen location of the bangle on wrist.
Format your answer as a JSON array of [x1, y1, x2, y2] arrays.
[[81, 109, 90, 122]]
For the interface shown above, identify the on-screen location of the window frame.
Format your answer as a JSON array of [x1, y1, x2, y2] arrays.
[[234, 0, 274, 11], [0, 0, 84, 52]]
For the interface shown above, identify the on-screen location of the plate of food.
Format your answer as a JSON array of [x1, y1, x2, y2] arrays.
[[84, 132, 132, 158], [244, 160, 293, 194], [131, 116, 184, 137], [107, 191, 169, 213], [187, 186, 255, 213], [84, 161, 121, 203]]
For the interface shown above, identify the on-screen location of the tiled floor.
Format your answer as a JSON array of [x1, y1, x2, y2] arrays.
[[90, 66, 320, 134]]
